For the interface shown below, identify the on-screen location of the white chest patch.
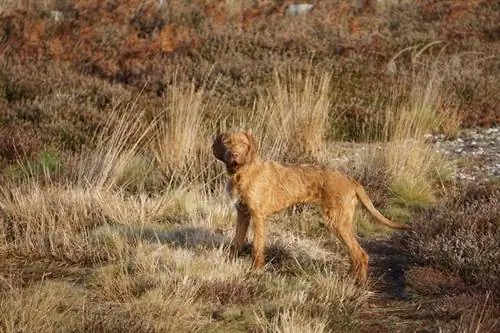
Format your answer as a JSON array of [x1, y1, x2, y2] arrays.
[[225, 179, 241, 206]]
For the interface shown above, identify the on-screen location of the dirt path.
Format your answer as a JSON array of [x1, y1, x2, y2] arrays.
[[358, 238, 439, 333]]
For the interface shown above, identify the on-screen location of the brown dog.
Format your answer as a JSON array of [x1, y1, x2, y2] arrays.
[[212, 130, 409, 282]]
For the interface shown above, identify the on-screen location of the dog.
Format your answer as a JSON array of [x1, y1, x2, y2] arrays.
[[212, 130, 410, 282]]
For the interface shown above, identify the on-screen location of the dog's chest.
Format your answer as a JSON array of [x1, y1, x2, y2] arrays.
[[226, 173, 253, 204], [226, 168, 264, 206], [225, 178, 241, 204]]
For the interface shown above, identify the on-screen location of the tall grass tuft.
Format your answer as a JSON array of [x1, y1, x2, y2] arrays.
[[151, 78, 224, 186], [255, 265, 369, 333], [353, 45, 461, 209], [74, 105, 153, 192], [236, 67, 334, 162]]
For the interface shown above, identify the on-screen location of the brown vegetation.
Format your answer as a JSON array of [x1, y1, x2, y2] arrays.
[[1, 0, 499, 165]]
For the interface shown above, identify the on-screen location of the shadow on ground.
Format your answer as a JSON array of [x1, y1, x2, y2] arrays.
[[360, 237, 410, 301], [98, 224, 231, 250], [103, 224, 345, 275]]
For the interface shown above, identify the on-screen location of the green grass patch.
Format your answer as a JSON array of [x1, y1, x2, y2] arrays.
[[389, 178, 436, 209]]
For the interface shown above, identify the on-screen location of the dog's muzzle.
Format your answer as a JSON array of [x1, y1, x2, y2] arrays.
[[227, 160, 239, 174], [224, 152, 240, 174]]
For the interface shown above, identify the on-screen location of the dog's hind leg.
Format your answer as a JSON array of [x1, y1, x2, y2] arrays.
[[324, 204, 369, 282]]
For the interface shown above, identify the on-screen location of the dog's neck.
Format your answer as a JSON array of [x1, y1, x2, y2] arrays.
[[225, 157, 262, 202], [227, 156, 262, 178]]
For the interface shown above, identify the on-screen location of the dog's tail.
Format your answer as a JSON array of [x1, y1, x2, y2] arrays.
[[354, 184, 411, 230]]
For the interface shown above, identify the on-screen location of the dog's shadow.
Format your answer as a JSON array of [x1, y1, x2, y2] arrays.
[[102, 224, 231, 250], [104, 224, 344, 274]]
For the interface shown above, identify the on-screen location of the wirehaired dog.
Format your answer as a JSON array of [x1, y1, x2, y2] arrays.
[[212, 130, 410, 282]]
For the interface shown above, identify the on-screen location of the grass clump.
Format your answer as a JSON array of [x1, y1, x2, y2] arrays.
[[225, 67, 334, 164], [73, 107, 152, 192], [259, 68, 333, 162], [151, 77, 225, 185], [388, 177, 436, 209], [0, 280, 85, 333], [256, 266, 368, 333]]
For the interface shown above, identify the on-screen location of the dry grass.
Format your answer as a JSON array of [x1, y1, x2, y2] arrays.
[[221, 66, 334, 164], [256, 67, 333, 161], [74, 107, 153, 191], [151, 77, 224, 182], [0, 111, 366, 331], [0, 280, 85, 333], [1, 59, 496, 330], [0, 179, 369, 332], [255, 265, 368, 333]]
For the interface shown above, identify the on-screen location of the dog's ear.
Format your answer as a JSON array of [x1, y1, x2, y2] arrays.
[[245, 130, 258, 162], [212, 133, 226, 161]]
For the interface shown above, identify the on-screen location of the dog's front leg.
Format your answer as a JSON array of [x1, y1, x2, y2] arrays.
[[231, 202, 250, 257], [251, 213, 267, 269]]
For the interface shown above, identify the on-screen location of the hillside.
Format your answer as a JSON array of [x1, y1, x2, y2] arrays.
[[1, 0, 499, 164]]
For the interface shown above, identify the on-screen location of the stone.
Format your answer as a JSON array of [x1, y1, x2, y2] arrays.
[[286, 3, 314, 16]]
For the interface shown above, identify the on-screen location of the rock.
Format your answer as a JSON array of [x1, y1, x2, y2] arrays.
[[286, 3, 314, 16], [50, 10, 63, 22], [386, 60, 397, 76]]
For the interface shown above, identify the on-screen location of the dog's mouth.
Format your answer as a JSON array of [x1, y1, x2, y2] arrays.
[[227, 160, 239, 174]]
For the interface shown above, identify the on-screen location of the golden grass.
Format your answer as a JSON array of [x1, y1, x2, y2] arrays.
[[74, 106, 153, 192], [0, 281, 85, 333], [151, 78, 224, 178], [230, 67, 334, 162], [1, 0, 499, 330]]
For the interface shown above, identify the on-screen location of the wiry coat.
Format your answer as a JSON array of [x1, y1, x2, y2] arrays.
[[213, 130, 409, 282]]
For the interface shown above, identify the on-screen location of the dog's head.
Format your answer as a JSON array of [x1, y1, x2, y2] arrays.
[[212, 130, 258, 174]]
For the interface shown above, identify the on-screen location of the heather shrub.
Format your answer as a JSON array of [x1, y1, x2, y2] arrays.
[[397, 183, 500, 292]]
